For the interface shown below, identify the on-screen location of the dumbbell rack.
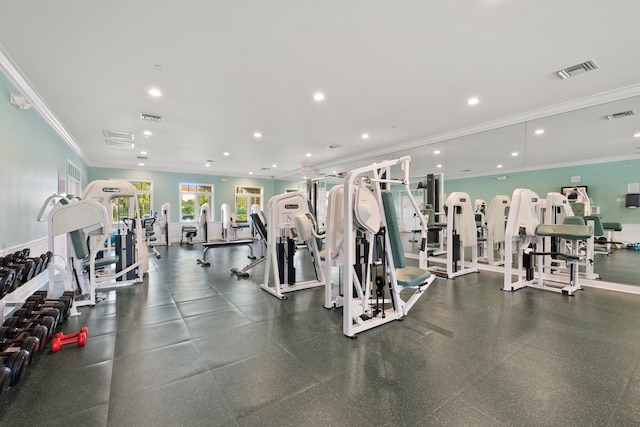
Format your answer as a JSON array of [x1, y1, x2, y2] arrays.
[[1, 261, 78, 322]]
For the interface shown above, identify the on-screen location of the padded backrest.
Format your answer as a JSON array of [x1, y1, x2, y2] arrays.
[[569, 201, 585, 217], [563, 216, 586, 226], [584, 215, 604, 236], [381, 191, 406, 269], [58, 198, 90, 259], [250, 213, 268, 241], [70, 229, 89, 259]]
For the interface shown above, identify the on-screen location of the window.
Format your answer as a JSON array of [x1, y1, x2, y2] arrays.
[[67, 160, 82, 197], [235, 186, 263, 223], [108, 180, 153, 222], [180, 183, 213, 222]]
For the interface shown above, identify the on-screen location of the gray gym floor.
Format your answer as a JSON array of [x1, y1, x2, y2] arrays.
[[1, 243, 640, 426]]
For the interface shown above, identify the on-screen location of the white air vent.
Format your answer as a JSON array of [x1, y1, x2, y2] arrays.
[[102, 130, 134, 140], [106, 140, 134, 149], [605, 110, 635, 120], [326, 145, 342, 150], [140, 113, 162, 122], [137, 155, 148, 160], [556, 60, 599, 79], [260, 167, 271, 171]]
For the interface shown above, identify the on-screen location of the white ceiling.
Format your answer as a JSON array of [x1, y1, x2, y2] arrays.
[[1, 0, 640, 180]]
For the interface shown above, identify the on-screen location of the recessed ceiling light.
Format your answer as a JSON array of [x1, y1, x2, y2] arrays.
[[249, 172, 253, 175], [253, 132, 262, 138], [205, 163, 211, 167], [223, 152, 230, 156], [148, 88, 162, 97], [467, 97, 479, 106], [306, 153, 312, 157], [434, 150, 441, 155], [436, 164, 442, 168], [511, 152, 518, 157], [332, 170, 337, 174], [361, 133, 369, 140], [313, 92, 325, 101], [272, 164, 277, 168], [535, 129, 545, 135], [497, 164, 503, 168], [138, 163, 145, 166], [143, 130, 152, 137], [140, 151, 147, 155], [634, 132, 640, 138]]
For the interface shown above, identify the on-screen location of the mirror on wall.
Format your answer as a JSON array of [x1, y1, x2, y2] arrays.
[[310, 95, 640, 288]]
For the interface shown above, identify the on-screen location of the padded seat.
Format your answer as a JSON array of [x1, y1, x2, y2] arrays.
[[603, 222, 622, 232], [381, 191, 432, 287], [70, 228, 119, 270]]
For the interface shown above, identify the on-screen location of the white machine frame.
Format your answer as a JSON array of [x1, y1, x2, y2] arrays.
[[261, 192, 325, 300], [324, 156, 434, 337], [503, 188, 592, 296], [427, 192, 478, 278], [484, 195, 510, 266]]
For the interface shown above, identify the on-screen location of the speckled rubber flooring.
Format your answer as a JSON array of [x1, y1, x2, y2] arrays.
[[1, 243, 640, 426]]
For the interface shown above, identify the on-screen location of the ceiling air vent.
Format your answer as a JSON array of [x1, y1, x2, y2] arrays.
[[106, 140, 134, 149], [605, 110, 635, 120], [555, 59, 599, 79], [140, 113, 162, 122], [137, 155, 148, 160], [102, 130, 134, 140], [260, 167, 271, 171]]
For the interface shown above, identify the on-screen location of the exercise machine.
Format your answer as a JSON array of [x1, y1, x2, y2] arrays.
[[157, 203, 171, 246], [427, 192, 478, 278], [484, 195, 510, 265], [503, 188, 593, 295], [324, 156, 435, 337], [261, 192, 325, 300], [230, 213, 268, 277], [199, 203, 210, 243]]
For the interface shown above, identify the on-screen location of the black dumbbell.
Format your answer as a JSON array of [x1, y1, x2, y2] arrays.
[[6, 253, 36, 286], [1, 263, 25, 291], [9, 308, 58, 340], [0, 327, 40, 366], [19, 302, 62, 326], [2, 316, 53, 345], [35, 291, 74, 309], [40, 252, 53, 271], [26, 294, 72, 321], [2, 349, 29, 386], [0, 269, 16, 298], [0, 366, 10, 397]]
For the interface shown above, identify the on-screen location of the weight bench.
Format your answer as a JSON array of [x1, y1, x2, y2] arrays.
[[229, 213, 268, 277], [196, 239, 257, 267]]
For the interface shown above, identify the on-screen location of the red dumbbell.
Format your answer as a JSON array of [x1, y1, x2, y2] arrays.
[[51, 327, 88, 353]]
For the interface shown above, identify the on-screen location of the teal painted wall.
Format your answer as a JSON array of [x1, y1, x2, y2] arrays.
[[87, 167, 298, 222], [0, 73, 87, 249], [445, 159, 640, 223]]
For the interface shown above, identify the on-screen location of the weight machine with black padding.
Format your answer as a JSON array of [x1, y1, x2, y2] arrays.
[[261, 192, 325, 300]]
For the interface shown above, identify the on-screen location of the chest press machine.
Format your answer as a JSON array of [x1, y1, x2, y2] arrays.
[[503, 189, 593, 295], [323, 156, 435, 337]]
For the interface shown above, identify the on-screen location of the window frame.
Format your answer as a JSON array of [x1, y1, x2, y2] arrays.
[[179, 183, 214, 223]]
